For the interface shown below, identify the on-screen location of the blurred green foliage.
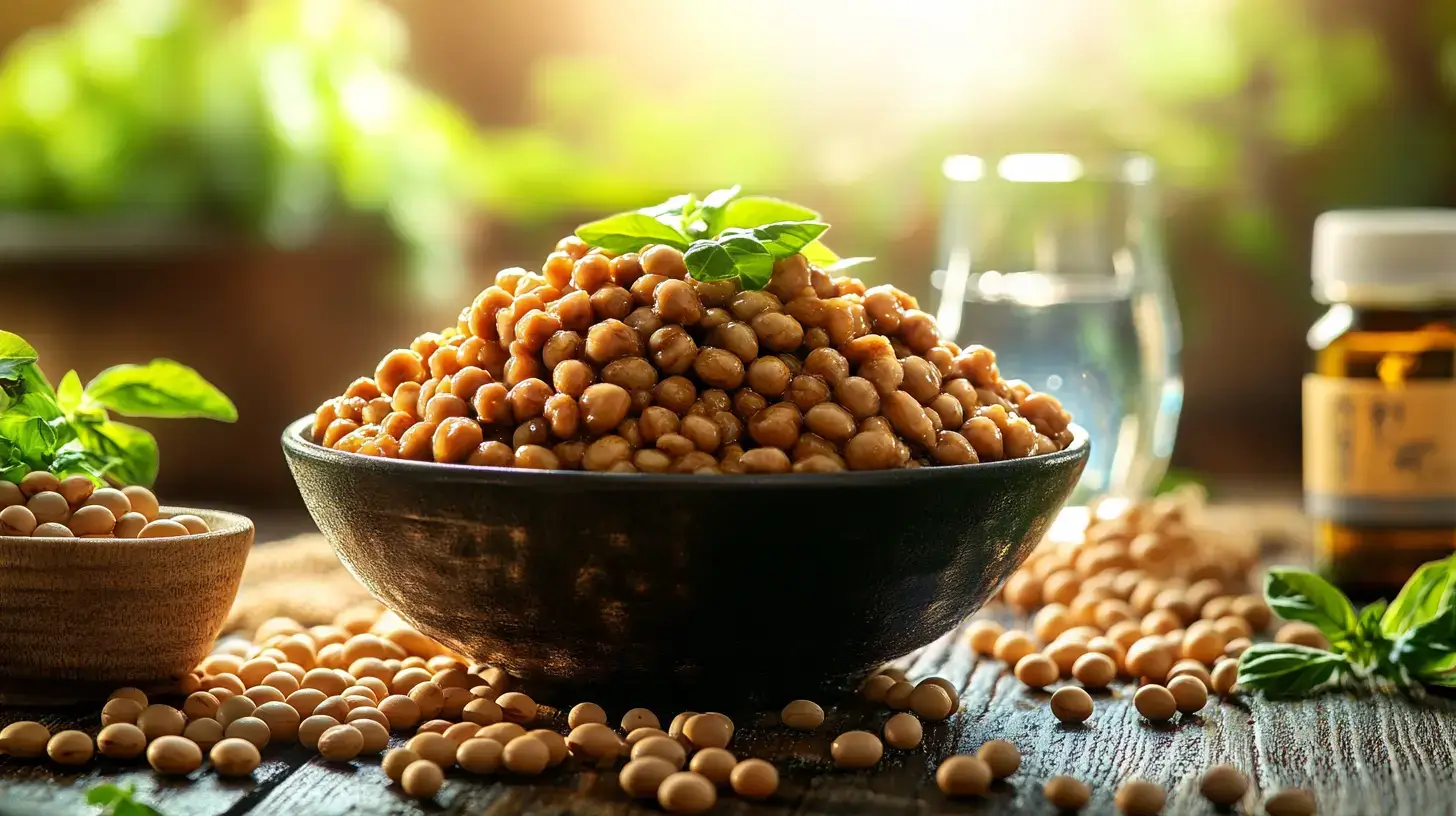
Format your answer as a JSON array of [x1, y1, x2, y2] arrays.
[[1, 0, 1452, 298], [473, 0, 1456, 287], [0, 0, 486, 285]]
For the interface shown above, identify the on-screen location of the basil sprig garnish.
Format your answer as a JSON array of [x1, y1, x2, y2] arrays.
[[573, 187, 873, 290], [1239, 556, 1456, 696], [0, 330, 235, 488]]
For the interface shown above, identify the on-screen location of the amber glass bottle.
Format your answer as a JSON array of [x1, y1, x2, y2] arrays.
[[1305, 211, 1456, 600]]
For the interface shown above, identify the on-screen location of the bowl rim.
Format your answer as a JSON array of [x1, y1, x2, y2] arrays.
[[0, 505, 254, 544], [282, 415, 1089, 487]]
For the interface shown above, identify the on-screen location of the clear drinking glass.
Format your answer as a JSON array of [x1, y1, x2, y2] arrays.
[[932, 152, 1183, 504]]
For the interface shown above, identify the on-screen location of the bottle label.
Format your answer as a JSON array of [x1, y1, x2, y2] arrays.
[[1304, 375, 1456, 526]]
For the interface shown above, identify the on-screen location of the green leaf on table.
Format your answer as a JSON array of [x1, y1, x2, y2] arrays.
[[1382, 556, 1454, 638], [709, 195, 819, 235], [1264, 567, 1359, 648], [723, 221, 830, 259], [85, 782, 164, 815], [75, 421, 160, 487], [0, 330, 38, 381], [574, 212, 691, 254], [1237, 642, 1347, 697], [685, 233, 776, 290], [84, 360, 237, 421]]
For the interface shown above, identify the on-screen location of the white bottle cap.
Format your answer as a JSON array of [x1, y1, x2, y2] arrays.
[[1312, 209, 1456, 305]]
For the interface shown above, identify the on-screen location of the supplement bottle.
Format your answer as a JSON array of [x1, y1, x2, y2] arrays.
[[1305, 210, 1456, 598]]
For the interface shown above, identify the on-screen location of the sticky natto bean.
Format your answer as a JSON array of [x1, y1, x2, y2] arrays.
[[549, 360, 592, 399], [693, 349, 745, 390], [746, 356, 792, 397], [859, 356, 904, 396], [507, 379, 553, 422], [542, 331, 583, 370], [804, 402, 856, 443], [653, 377, 696, 415], [583, 436, 633, 471], [785, 374, 829, 412], [590, 284, 634, 321], [585, 319, 642, 364], [655, 279, 703, 325], [900, 356, 941, 404], [751, 311, 803, 352], [631, 273, 667, 307], [580, 384, 632, 435], [960, 416, 1004, 461], [728, 290, 782, 322], [710, 321, 759, 363], [603, 357, 658, 391], [931, 431, 977, 465], [543, 394, 580, 439], [803, 347, 849, 386], [610, 253, 644, 287], [625, 306, 663, 341], [732, 389, 768, 422], [739, 448, 791, 474], [572, 253, 613, 292], [713, 411, 743, 446], [747, 403, 803, 450], [793, 433, 838, 461], [883, 391, 935, 449], [691, 278, 736, 308], [679, 414, 722, 453], [844, 430, 907, 470], [899, 310, 940, 353], [512, 418, 549, 449], [649, 326, 698, 375]]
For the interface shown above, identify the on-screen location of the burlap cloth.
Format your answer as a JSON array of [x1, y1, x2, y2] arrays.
[[223, 533, 376, 636], [226, 500, 1305, 637]]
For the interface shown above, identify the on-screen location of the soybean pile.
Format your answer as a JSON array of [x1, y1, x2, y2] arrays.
[[311, 239, 1075, 473]]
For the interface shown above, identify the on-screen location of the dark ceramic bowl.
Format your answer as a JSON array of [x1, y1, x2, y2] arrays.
[[283, 416, 1088, 705]]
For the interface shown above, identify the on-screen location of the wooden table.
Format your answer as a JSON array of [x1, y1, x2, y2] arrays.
[[4, 510, 1455, 816]]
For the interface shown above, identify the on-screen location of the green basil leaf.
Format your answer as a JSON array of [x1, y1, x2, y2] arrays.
[[56, 370, 83, 416], [86, 784, 128, 806], [0, 392, 68, 462], [684, 239, 738, 282], [84, 360, 237, 421], [1264, 567, 1360, 648], [49, 445, 119, 484], [685, 234, 775, 290], [0, 330, 38, 381], [75, 421, 160, 487], [1237, 642, 1346, 697], [710, 195, 819, 234], [638, 193, 695, 218], [574, 212, 691, 254], [1382, 556, 1454, 638], [800, 239, 840, 268], [1358, 599, 1388, 637], [732, 221, 830, 259], [824, 256, 876, 272]]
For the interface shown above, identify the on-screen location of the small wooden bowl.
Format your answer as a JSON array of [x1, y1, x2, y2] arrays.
[[0, 507, 253, 704]]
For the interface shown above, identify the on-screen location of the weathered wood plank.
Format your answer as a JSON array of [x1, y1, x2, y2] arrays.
[[9, 618, 1456, 815]]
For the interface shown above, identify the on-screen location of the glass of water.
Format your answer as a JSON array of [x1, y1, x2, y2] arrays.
[[932, 152, 1183, 504]]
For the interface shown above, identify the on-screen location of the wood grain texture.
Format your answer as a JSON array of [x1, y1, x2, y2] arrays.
[[0, 508, 254, 705], [6, 612, 1456, 816]]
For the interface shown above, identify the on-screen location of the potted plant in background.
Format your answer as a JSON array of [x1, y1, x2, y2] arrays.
[[0, 0, 488, 507]]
